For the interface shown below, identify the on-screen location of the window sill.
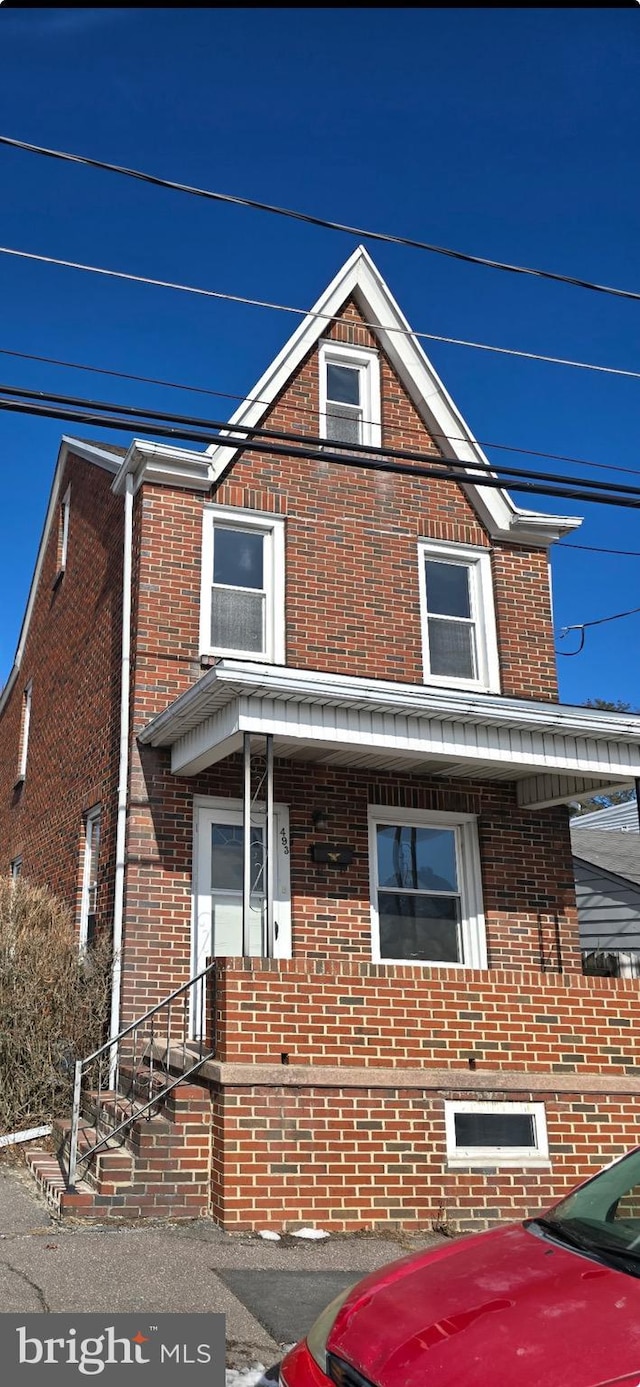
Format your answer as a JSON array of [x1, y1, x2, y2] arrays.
[[423, 674, 500, 695], [199, 648, 280, 665], [447, 1157, 551, 1171]]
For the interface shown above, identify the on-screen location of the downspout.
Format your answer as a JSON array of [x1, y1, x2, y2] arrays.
[[109, 472, 134, 1059]]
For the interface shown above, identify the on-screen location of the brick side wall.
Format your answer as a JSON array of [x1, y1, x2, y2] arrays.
[[0, 452, 124, 938], [212, 958, 640, 1074]]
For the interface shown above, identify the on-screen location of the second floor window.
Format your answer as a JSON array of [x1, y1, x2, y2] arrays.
[[418, 541, 500, 693], [200, 506, 285, 663]]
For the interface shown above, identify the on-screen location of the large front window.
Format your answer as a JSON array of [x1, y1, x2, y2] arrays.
[[368, 807, 486, 968], [200, 506, 285, 662]]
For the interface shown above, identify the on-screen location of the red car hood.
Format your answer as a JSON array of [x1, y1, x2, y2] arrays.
[[327, 1223, 640, 1387]]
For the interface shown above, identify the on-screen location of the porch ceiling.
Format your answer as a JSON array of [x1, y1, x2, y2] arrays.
[[138, 660, 640, 810]]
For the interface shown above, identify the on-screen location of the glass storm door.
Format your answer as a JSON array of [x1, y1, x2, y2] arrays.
[[194, 800, 291, 976]]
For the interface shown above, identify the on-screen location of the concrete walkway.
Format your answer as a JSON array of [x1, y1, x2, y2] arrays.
[[0, 1160, 443, 1370]]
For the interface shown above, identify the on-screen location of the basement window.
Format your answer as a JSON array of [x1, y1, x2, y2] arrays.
[[445, 1101, 550, 1168]]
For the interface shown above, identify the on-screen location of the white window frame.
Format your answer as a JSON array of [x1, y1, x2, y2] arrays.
[[445, 1100, 550, 1169], [417, 539, 500, 694], [10, 857, 22, 880], [367, 805, 487, 970], [319, 341, 381, 449], [199, 505, 285, 663], [57, 484, 71, 576], [16, 681, 32, 783], [79, 806, 101, 951]]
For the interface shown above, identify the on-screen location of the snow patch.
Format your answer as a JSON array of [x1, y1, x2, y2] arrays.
[[226, 1366, 269, 1387], [258, 1230, 281, 1241], [290, 1228, 329, 1240]]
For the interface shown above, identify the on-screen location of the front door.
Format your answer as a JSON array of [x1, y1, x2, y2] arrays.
[[193, 797, 292, 977]]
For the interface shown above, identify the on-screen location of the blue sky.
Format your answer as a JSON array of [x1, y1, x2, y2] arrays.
[[0, 9, 639, 706]]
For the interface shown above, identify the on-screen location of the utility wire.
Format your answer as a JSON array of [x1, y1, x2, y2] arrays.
[[2, 132, 640, 305], [3, 378, 640, 502], [558, 604, 640, 656], [2, 390, 640, 511], [2, 341, 640, 482], [2, 244, 640, 384], [558, 542, 640, 558]]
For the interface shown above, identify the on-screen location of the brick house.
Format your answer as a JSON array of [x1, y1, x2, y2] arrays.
[[2, 246, 640, 1232]]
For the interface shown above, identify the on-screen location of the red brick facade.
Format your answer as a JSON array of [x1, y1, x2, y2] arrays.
[[0, 449, 124, 935], [2, 280, 639, 1232]]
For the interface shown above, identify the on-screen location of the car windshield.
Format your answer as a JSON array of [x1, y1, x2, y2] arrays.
[[530, 1147, 640, 1272]]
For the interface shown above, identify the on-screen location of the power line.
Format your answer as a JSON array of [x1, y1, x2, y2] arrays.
[[2, 341, 640, 482], [558, 604, 640, 656], [3, 243, 640, 385], [2, 388, 640, 511], [4, 378, 640, 503], [557, 542, 640, 558], [2, 132, 640, 306]]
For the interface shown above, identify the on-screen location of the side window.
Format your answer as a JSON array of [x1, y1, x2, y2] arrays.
[[56, 484, 71, 578], [200, 508, 285, 663], [80, 808, 101, 949], [17, 681, 32, 783]]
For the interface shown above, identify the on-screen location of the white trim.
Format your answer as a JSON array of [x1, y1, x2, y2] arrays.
[[205, 246, 581, 546], [367, 805, 487, 970], [199, 505, 285, 663], [111, 439, 212, 496], [10, 856, 22, 880], [318, 341, 381, 449], [17, 681, 32, 782], [444, 1100, 550, 1168], [417, 539, 500, 693], [79, 805, 101, 951]]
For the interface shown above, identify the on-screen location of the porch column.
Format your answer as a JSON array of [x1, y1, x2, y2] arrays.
[[265, 733, 275, 958], [242, 732, 251, 956]]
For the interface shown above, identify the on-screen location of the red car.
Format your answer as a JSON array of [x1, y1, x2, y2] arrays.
[[280, 1148, 640, 1387]]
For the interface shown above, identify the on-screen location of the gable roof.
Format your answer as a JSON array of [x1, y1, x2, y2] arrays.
[[207, 245, 582, 547], [571, 827, 640, 887]]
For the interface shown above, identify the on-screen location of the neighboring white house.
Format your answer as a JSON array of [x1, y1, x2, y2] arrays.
[[572, 806, 640, 975]]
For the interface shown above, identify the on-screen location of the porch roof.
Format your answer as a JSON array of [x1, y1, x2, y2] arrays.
[[138, 660, 640, 810]]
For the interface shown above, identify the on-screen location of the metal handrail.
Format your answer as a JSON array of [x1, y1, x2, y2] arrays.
[[67, 959, 216, 1190]]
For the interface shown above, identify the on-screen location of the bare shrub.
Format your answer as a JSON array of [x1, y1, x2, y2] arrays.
[[0, 875, 112, 1133]]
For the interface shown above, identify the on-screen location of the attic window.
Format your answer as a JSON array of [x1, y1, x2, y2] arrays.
[[319, 343, 381, 450]]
